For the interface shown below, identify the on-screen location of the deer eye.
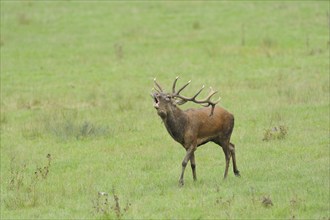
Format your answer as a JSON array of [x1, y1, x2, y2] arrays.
[[165, 95, 171, 101]]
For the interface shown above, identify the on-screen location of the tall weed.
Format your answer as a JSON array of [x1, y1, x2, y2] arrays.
[[4, 154, 52, 209], [92, 187, 131, 219]]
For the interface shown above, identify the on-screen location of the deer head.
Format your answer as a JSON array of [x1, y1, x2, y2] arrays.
[[152, 77, 221, 117]]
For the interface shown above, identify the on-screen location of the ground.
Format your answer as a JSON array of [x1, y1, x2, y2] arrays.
[[1, 1, 329, 219]]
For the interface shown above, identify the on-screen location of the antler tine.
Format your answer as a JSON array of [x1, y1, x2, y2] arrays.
[[154, 78, 163, 93], [192, 85, 205, 99], [199, 87, 221, 116], [172, 76, 179, 93], [198, 87, 218, 103], [176, 80, 191, 95], [172, 76, 191, 96]]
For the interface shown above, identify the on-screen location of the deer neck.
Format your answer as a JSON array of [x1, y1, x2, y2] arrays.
[[163, 106, 187, 144]]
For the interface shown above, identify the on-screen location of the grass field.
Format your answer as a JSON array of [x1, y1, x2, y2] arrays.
[[1, 1, 329, 219]]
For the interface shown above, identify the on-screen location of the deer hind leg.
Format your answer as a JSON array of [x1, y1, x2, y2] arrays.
[[179, 146, 195, 186], [221, 144, 231, 179], [229, 143, 240, 177], [214, 139, 231, 179]]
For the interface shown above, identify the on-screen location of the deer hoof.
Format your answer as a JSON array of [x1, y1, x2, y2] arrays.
[[178, 180, 184, 187], [234, 171, 241, 177]]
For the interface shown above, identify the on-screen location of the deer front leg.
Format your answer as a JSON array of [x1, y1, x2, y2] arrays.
[[179, 147, 195, 186], [190, 152, 197, 181]]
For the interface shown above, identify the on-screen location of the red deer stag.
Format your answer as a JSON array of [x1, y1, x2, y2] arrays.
[[152, 77, 240, 186]]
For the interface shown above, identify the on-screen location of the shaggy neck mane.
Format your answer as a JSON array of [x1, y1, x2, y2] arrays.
[[163, 105, 187, 145]]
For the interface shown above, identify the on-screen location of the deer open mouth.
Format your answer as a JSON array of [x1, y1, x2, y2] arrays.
[[154, 96, 159, 104], [153, 94, 159, 109], [151, 92, 166, 118]]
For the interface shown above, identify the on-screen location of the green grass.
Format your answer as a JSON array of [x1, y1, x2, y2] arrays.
[[1, 1, 329, 219]]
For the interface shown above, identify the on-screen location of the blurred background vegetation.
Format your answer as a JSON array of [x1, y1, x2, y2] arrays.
[[1, 1, 329, 219]]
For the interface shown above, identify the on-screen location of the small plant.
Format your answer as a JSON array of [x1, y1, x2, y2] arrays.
[[114, 43, 124, 60], [263, 125, 288, 141], [17, 13, 31, 25], [289, 195, 306, 220], [261, 36, 276, 58], [8, 157, 27, 191], [215, 195, 235, 219], [249, 187, 258, 208], [1, 112, 7, 124], [34, 154, 52, 180], [192, 21, 201, 30], [92, 187, 131, 219], [5, 154, 53, 209], [261, 196, 273, 208], [93, 192, 110, 215], [262, 37, 275, 48], [215, 196, 234, 208]]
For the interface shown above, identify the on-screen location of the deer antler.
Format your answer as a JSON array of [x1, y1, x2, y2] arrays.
[[172, 77, 220, 116], [172, 76, 191, 95], [153, 78, 163, 93]]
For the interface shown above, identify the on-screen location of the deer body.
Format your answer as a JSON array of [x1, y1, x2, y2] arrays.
[[162, 106, 232, 146], [153, 77, 240, 186]]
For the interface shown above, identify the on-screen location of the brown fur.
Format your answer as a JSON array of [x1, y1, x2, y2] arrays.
[[153, 92, 240, 186]]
